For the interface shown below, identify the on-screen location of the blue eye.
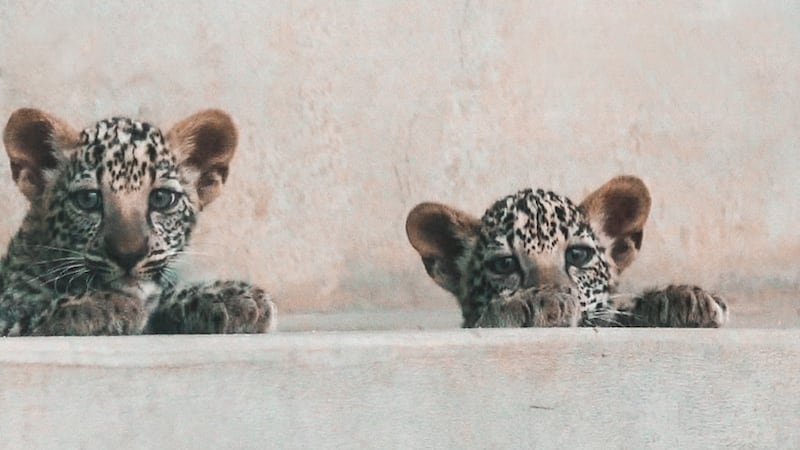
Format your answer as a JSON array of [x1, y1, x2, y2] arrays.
[[71, 190, 102, 211], [486, 256, 519, 275], [565, 245, 595, 268], [149, 189, 180, 211]]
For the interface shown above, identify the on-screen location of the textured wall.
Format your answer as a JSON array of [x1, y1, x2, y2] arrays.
[[2, 331, 800, 448], [1, 1, 798, 314]]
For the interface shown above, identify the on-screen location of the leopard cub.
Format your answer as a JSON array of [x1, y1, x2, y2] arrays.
[[407, 176, 728, 328], [0, 108, 275, 335]]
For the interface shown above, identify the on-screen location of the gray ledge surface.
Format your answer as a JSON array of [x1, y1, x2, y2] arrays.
[[1, 328, 798, 449]]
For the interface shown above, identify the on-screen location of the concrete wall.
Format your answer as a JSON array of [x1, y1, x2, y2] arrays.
[[1, 1, 798, 316], [2, 330, 799, 449]]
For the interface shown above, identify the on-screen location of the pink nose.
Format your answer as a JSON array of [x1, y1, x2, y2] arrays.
[[522, 264, 571, 289], [104, 235, 148, 272]]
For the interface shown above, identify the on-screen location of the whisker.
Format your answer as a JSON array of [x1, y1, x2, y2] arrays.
[[30, 256, 85, 266], [172, 250, 213, 257], [159, 266, 179, 288], [64, 268, 91, 294], [43, 265, 86, 285], [84, 273, 94, 293], [41, 266, 92, 296], [86, 263, 112, 274], [583, 305, 629, 327], [47, 267, 89, 295], [28, 245, 86, 256], [34, 263, 86, 283]]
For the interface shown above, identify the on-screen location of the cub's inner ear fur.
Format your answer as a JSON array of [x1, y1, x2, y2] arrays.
[[406, 202, 481, 294], [166, 109, 238, 209], [3, 108, 79, 200], [579, 175, 651, 272]]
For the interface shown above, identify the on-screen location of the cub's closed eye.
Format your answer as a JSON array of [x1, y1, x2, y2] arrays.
[[71, 189, 102, 211], [565, 245, 595, 268], [486, 256, 519, 275], [149, 189, 180, 211]]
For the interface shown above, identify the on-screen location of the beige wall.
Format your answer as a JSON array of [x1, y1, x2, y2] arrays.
[[3, 330, 799, 448], [1, 1, 798, 314]]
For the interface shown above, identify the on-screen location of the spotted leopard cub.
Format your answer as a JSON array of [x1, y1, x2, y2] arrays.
[[0, 108, 275, 335], [406, 176, 728, 328]]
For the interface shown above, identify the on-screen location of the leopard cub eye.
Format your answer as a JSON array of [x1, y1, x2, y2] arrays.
[[149, 189, 180, 211], [486, 256, 519, 275], [71, 189, 102, 211], [565, 245, 595, 268]]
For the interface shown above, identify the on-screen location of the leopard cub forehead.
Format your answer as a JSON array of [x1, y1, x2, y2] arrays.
[[74, 117, 177, 192], [479, 188, 593, 253]]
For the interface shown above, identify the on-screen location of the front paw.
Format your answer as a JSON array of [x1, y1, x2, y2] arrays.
[[630, 285, 729, 328], [37, 293, 147, 336], [473, 289, 580, 328], [151, 281, 276, 334]]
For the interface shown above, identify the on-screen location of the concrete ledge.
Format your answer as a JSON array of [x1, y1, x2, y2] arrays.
[[1, 329, 798, 449]]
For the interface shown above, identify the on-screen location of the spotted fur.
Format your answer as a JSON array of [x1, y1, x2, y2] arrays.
[[0, 108, 275, 336], [407, 176, 729, 328]]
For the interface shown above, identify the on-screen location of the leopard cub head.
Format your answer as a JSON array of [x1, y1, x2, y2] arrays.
[[406, 176, 651, 327], [3, 108, 237, 294]]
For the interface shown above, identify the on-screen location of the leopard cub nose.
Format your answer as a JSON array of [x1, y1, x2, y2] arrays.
[[522, 263, 571, 290], [105, 236, 148, 272]]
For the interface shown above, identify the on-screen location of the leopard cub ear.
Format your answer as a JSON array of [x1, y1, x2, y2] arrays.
[[166, 109, 238, 209], [3, 108, 78, 201], [406, 202, 481, 295], [579, 175, 651, 273]]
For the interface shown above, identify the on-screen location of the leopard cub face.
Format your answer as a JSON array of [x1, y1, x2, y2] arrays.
[[3, 108, 237, 297], [407, 176, 651, 327]]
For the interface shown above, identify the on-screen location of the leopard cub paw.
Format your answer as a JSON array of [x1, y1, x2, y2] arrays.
[[636, 284, 729, 328], [37, 293, 147, 336], [474, 288, 580, 328], [151, 281, 276, 334]]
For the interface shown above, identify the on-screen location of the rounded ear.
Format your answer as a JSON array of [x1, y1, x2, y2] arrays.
[[406, 202, 480, 295], [166, 109, 238, 208], [579, 176, 651, 272], [3, 108, 78, 200]]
